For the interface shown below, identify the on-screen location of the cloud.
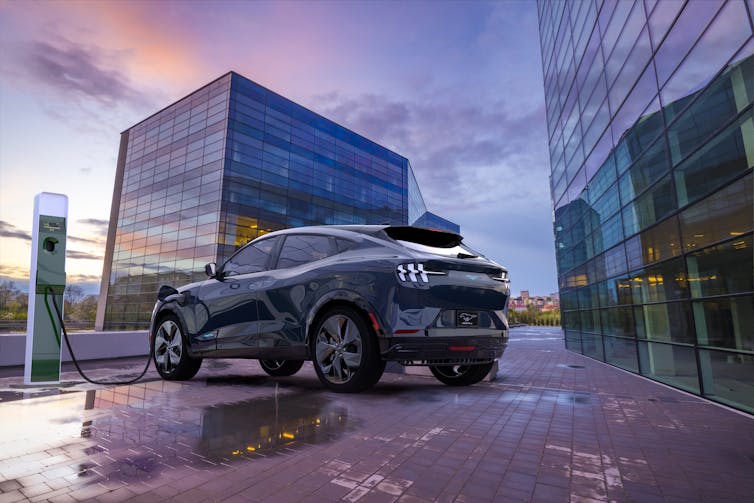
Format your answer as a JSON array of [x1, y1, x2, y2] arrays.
[[67, 274, 102, 295], [69, 235, 103, 245], [11, 38, 148, 108], [78, 218, 109, 227], [314, 92, 551, 212], [0, 220, 31, 241], [68, 273, 101, 282], [0, 264, 28, 279], [75, 218, 109, 243], [0, 220, 104, 247], [67, 250, 103, 261]]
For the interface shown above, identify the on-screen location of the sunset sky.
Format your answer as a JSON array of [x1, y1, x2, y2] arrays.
[[0, 0, 556, 295]]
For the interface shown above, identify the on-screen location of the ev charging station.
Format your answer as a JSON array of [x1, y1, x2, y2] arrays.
[[24, 192, 68, 385]]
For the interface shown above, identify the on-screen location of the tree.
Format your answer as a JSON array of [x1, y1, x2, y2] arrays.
[[64, 284, 85, 304], [0, 283, 98, 329], [0, 281, 27, 321], [68, 295, 98, 322]]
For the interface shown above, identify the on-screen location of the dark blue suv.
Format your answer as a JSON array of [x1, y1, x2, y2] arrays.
[[150, 225, 510, 392]]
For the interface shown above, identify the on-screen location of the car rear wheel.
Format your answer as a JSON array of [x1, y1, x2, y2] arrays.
[[310, 306, 385, 392], [259, 359, 304, 376], [153, 315, 202, 381], [429, 362, 494, 386]]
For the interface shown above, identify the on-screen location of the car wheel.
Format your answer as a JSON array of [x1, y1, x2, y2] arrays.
[[153, 315, 202, 381], [310, 306, 385, 393], [259, 359, 305, 376], [429, 362, 494, 386]]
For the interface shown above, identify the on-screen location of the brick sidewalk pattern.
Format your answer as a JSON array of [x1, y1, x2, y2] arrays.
[[0, 326, 752, 502]]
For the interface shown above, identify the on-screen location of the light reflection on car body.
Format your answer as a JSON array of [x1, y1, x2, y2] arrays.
[[150, 225, 511, 392]]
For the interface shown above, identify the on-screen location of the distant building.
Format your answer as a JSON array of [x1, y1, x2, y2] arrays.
[[509, 297, 527, 312], [95, 72, 457, 330], [538, 0, 753, 413], [508, 291, 560, 313]]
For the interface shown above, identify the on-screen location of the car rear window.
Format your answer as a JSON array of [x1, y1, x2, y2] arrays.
[[383, 226, 462, 248]]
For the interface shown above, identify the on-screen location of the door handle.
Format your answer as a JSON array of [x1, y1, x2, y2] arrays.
[[230, 282, 240, 289]]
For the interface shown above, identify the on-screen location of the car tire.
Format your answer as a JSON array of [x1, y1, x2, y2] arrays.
[[153, 315, 202, 381], [429, 362, 494, 386], [310, 306, 385, 393], [259, 359, 305, 376]]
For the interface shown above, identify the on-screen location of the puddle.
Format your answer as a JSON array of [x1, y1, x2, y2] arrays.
[[0, 386, 82, 403], [0, 390, 28, 402], [198, 392, 354, 460], [557, 363, 585, 369], [205, 374, 323, 391], [560, 392, 591, 405], [1, 380, 358, 488], [496, 389, 592, 406]]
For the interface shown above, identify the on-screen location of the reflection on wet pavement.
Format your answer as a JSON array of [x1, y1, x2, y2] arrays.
[[2, 329, 754, 502], [199, 392, 351, 460], [492, 387, 592, 406], [0, 378, 355, 496]]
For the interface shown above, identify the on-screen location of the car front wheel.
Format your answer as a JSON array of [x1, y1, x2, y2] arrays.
[[259, 359, 305, 376], [310, 306, 385, 392], [153, 315, 202, 381], [429, 362, 494, 386]]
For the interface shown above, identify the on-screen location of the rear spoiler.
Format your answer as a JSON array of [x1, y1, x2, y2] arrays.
[[383, 226, 463, 248]]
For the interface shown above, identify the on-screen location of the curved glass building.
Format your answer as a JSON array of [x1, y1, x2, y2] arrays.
[[538, 0, 753, 412]]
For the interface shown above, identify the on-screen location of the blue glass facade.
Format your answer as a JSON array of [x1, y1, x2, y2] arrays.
[[539, 0, 753, 412], [96, 72, 455, 330]]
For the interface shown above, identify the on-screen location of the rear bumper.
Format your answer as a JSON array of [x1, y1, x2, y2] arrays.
[[379, 333, 507, 364]]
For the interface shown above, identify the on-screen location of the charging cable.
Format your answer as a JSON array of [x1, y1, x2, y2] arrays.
[[44, 286, 154, 385]]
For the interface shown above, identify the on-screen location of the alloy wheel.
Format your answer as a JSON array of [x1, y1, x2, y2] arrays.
[[315, 314, 363, 384], [155, 319, 183, 374]]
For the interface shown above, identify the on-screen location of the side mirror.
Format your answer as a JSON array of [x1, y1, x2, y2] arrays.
[[205, 262, 217, 278]]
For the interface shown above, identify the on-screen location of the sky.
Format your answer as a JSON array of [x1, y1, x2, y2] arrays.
[[0, 0, 557, 296]]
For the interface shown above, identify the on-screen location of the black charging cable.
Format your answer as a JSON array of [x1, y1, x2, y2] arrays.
[[44, 286, 154, 385]]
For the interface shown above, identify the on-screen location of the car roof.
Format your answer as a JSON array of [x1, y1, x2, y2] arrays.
[[261, 225, 388, 239]]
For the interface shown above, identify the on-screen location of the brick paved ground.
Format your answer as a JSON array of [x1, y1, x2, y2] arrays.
[[0, 326, 752, 502]]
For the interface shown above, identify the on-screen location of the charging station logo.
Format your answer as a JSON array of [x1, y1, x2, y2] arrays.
[[43, 221, 62, 233]]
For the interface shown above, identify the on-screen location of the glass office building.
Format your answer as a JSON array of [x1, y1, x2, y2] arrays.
[[95, 72, 456, 331], [538, 0, 753, 412]]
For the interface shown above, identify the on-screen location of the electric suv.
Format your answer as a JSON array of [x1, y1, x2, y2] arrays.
[[150, 225, 510, 392]]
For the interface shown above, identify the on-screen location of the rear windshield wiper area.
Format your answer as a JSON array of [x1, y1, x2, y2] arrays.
[[384, 226, 463, 248]]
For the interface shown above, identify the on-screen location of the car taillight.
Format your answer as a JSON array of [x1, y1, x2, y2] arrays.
[[396, 263, 446, 283]]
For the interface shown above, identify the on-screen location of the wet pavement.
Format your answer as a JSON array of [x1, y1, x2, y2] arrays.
[[0, 326, 753, 502]]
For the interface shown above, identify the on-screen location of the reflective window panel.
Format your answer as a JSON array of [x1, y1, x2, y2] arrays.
[[604, 335, 639, 372], [698, 348, 754, 413], [638, 341, 700, 393], [539, 0, 754, 412]]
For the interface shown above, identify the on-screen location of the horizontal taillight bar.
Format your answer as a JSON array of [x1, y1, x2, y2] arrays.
[[396, 263, 446, 283]]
